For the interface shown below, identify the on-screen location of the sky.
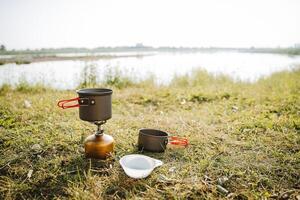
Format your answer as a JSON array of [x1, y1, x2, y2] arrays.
[[0, 0, 300, 49]]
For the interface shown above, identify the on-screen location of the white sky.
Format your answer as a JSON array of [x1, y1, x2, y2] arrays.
[[0, 0, 299, 49]]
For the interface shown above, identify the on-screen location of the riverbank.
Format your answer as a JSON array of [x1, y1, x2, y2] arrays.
[[0, 53, 153, 65], [0, 69, 299, 199]]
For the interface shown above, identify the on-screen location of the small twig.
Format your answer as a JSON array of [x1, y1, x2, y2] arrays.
[[0, 162, 11, 170], [179, 116, 193, 130]]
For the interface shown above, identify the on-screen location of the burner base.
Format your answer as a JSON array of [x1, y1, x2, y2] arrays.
[[84, 133, 114, 159]]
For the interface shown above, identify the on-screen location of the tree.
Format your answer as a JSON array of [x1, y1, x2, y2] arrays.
[[0, 45, 6, 51]]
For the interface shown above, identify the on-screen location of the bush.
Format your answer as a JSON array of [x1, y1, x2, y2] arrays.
[[78, 63, 98, 88], [103, 66, 134, 89]]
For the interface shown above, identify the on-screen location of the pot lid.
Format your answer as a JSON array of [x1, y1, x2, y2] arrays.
[[76, 88, 113, 96], [139, 128, 168, 137]]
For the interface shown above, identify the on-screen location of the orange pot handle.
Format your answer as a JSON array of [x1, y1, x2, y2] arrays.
[[169, 136, 188, 146], [57, 97, 80, 109]]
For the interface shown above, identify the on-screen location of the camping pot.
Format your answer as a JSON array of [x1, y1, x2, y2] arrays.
[[57, 88, 112, 122], [138, 129, 188, 152]]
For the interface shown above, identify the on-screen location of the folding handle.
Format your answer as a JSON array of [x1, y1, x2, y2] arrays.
[[169, 136, 188, 147], [57, 97, 80, 109], [153, 159, 163, 168]]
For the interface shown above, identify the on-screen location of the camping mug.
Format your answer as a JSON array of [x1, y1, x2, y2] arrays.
[[57, 88, 112, 122], [138, 128, 188, 152]]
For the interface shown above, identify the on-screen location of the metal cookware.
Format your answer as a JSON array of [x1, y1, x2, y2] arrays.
[[138, 129, 188, 152], [57, 88, 112, 122]]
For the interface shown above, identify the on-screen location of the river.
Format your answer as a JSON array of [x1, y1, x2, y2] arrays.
[[0, 51, 299, 89]]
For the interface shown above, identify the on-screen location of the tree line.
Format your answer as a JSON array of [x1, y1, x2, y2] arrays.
[[0, 44, 6, 51]]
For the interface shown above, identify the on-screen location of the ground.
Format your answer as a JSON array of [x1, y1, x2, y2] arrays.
[[0, 69, 299, 199]]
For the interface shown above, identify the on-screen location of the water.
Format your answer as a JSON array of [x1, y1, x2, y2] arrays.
[[0, 51, 299, 89]]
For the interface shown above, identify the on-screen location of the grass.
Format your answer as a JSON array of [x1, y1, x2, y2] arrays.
[[77, 64, 138, 89], [0, 69, 299, 199]]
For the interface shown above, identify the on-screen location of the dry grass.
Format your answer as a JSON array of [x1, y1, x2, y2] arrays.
[[0, 69, 299, 199]]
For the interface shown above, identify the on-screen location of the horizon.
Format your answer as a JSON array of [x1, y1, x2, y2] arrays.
[[1, 0, 300, 49], [3, 44, 300, 51]]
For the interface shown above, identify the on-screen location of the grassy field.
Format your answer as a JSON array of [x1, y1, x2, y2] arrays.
[[0, 69, 299, 199]]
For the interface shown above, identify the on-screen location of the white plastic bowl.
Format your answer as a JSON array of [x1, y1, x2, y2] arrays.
[[119, 154, 163, 179]]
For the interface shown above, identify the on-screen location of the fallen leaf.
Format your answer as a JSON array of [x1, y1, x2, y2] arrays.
[[24, 100, 32, 108], [27, 169, 33, 178]]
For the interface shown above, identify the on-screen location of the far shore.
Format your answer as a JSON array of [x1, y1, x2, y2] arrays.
[[0, 46, 300, 65], [0, 53, 154, 65]]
